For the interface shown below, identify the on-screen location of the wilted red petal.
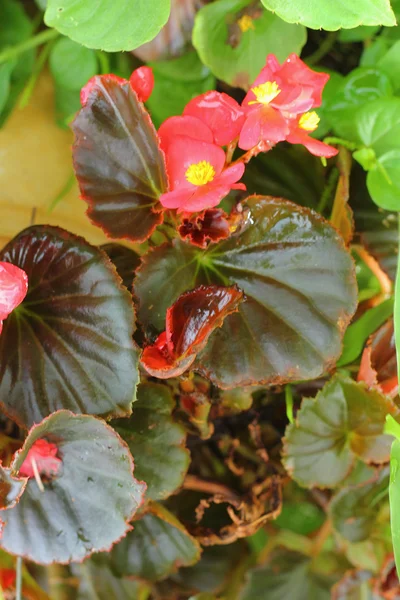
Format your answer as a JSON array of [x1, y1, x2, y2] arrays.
[[0, 262, 28, 321], [141, 285, 243, 378], [129, 66, 154, 102], [19, 439, 62, 480], [178, 208, 231, 248], [357, 318, 398, 398], [184, 91, 245, 146]]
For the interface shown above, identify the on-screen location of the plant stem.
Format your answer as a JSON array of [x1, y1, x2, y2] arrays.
[[19, 39, 55, 109], [285, 384, 294, 424], [15, 556, 22, 600], [323, 137, 358, 151], [0, 28, 59, 65], [317, 167, 339, 214], [395, 218, 400, 388], [306, 31, 338, 65]]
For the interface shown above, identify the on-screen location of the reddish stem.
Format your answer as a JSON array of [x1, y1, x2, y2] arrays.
[[230, 140, 273, 167]]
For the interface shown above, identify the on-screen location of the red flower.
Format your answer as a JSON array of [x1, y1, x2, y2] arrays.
[[160, 136, 245, 213], [80, 66, 154, 106], [184, 91, 245, 146], [158, 115, 214, 153], [239, 53, 331, 151], [19, 439, 62, 480], [0, 262, 28, 335], [286, 113, 338, 158], [0, 569, 15, 590]]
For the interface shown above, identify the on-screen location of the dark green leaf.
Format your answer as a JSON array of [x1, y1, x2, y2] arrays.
[[192, 0, 306, 88], [326, 68, 393, 141], [135, 196, 357, 388], [49, 38, 98, 90], [0, 410, 146, 564], [274, 501, 325, 536], [72, 560, 149, 600], [109, 504, 201, 581], [283, 375, 397, 488], [146, 51, 215, 128], [242, 145, 325, 209], [240, 550, 333, 600], [101, 244, 141, 292], [113, 383, 189, 501], [0, 225, 139, 428], [72, 75, 167, 243], [44, 0, 171, 52], [330, 467, 389, 542], [260, 0, 395, 30], [338, 297, 394, 366]]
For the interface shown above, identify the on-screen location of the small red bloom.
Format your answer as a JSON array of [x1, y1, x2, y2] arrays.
[[178, 208, 231, 248], [80, 67, 154, 106], [19, 439, 62, 480], [160, 136, 245, 213], [129, 66, 154, 102], [0, 568, 15, 590], [184, 91, 245, 146], [158, 115, 214, 153], [0, 262, 28, 335], [286, 113, 338, 158], [239, 53, 331, 152]]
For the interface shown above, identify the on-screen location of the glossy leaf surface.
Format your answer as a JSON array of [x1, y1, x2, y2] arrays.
[[109, 504, 201, 581], [0, 226, 139, 428], [45, 0, 171, 52], [283, 376, 398, 488], [72, 75, 167, 243], [0, 411, 146, 564], [113, 383, 189, 500], [136, 196, 357, 388]]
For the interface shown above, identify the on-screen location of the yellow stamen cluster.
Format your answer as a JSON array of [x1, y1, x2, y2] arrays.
[[237, 15, 255, 32], [185, 161, 216, 186], [248, 81, 281, 106], [298, 111, 320, 132]]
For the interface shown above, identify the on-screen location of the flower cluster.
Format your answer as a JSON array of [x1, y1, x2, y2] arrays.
[[150, 54, 337, 215]]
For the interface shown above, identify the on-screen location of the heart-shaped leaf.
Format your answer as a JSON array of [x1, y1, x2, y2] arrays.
[[283, 375, 398, 488], [44, 0, 171, 52], [135, 196, 357, 388], [0, 226, 139, 428], [113, 383, 189, 501], [260, 0, 395, 30], [108, 503, 201, 581], [329, 467, 389, 543], [141, 285, 243, 378], [101, 243, 141, 292], [72, 75, 168, 243], [0, 411, 145, 564]]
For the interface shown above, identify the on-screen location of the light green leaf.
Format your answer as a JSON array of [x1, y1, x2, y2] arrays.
[[354, 97, 400, 156], [192, 0, 306, 88], [45, 0, 171, 52], [367, 150, 400, 210], [283, 375, 398, 488], [49, 37, 98, 90], [260, 0, 395, 31], [377, 40, 400, 90]]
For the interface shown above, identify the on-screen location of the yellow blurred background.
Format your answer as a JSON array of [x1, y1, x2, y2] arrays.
[[0, 71, 113, 249]]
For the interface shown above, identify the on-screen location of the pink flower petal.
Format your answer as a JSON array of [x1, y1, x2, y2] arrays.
[[165, 137, 226, 189], [158, 115, 213, 153]]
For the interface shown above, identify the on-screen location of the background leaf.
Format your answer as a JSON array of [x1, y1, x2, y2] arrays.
[[108, 504, 201, 581], [72, 75, 167, 242], [260, 0, 396, 30], [113, 383, 190, 501], [192, 0, 306, 88], [0, 225, 139, 428], [283, 376, 398, 488], [0, 411, 146, 564], [44, 0, 171, 52]]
